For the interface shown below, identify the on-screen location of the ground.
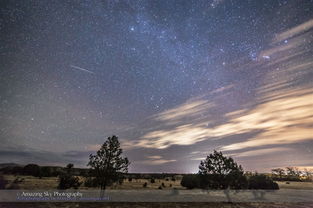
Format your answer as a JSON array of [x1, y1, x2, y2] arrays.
[[1, 175, 313, 207], [2, 175, 183, 190], [3, 175, 313, 190], [1, 202, 313, 208]]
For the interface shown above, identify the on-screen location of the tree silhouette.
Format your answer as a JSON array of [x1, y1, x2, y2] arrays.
[[271, 168, 285, 180], [23, 164, 41, 177], [88, 135, 129, 196], [286, 167, 301, 181], [58, 163, 81, 189], [198, 150, 247, 189]]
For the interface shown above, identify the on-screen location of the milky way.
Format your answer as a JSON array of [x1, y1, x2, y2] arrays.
[[1, 0, 313, 172]]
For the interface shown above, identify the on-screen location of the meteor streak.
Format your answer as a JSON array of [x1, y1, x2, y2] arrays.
[[70, 65, 95, 74]]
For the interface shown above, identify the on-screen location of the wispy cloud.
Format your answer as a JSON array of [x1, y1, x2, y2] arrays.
[[273, 19, 313, 43], [138, 155, 176, 165], [229, 147, 292, 158]]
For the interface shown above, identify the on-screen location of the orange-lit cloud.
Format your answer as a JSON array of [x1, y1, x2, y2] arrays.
[[134, 85, 313, 151]]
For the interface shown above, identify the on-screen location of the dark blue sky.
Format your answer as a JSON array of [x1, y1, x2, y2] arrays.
[[1, 0, 313, 172]]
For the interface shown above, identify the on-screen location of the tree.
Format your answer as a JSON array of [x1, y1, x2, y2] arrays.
[[66, 163, 74, 169], [40, 166, 52, 177], [303, 169, 312, 182], [87, 135, 130, 196], [198, 150, 247, 189], [248, 174, 279, 190], [180, 174, 199, 189], [23, 164, 41, 177], [271, 168, 285, 180], [286, 167, 301, 181], [58, 164, 81, 189]]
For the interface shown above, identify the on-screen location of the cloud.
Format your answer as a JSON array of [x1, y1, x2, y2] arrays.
[[147, 155, 162, 159], [273, 19, 313, 43], [154, 99, 214, 123], [132, 85, 313, 151], [229, 147, 292, 158], [190, 157, 205, 161], [138, 123, 211, 149], [219, 87, 313, 150], [138, 155, 176, 165], [211, 84, 234, 94]]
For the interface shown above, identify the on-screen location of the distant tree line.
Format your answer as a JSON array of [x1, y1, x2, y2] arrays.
[[271, 167, 312, 181], [0, 164, 89, 178]]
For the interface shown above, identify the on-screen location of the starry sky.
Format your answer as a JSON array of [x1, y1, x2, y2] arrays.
[[1, 0, 313, 173]]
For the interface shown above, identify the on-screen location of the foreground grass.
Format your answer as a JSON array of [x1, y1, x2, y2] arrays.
[[276, 181, 313, 190], [4, 175, 313, 190], [3, 175, 182, 190], [1, 202, 313, 208]]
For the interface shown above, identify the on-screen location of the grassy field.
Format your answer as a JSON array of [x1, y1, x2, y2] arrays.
[[1, 175, 313, 208], [2, 175, 183, 190], [3, 174, 313, 190], [1, 202, 313, 208], [276, 181, 313, 190]]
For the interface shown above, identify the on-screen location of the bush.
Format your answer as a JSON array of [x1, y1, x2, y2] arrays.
[[158, 185, 162, 189], [23, 164, 41, 177], [40, 167, 52, 177], [143, 182, 147, 188], [180, 174, 199, 189], [248, 174, 279, 190], [128, 178, 132, 182], [84, 177, 98, 187], [0, 175, 8, 189], [161, 182, 165, 187], [150, 178, 155, 183], [57, 164, 81, 189], [58, 173, 81, 189]]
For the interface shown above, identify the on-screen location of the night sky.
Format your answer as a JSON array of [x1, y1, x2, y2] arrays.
[[1, 0, 313, 173]]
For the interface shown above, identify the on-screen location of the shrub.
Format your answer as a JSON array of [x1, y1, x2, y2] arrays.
[[57, 164, 81, 189], [150, 178, 155, 183], [143, 182, 147, 188], [0, 175, 8, 189], [23, 164, 41, 177], [161, 182, 165, 187], [180, 174, 199, 189], [84, 177, 98, 187], [58, 173, 81, 189], [248, 174, 279, 190], [128, 178, 132, 182], [40, 167, 52, 177], [158, 185, 162, 189]]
